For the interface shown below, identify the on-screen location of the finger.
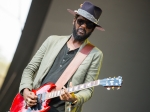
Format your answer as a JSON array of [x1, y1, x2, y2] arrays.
[[26, 98, 37, 107], [69, 82, 73, 87], [26, 101, 37, 107], [26, 97, 37, 104], [63, 92, 72, 101], [69, 82, 76, 99], [69, 82, 74, 97], [28, 92, 37, 100], [60, 94, 67, 101], [60, 89, 65, 100], [28, 92, 37, 98], [63, 85, 74, 100], [62, 86, 70, 95], [63, 89, 71, 99], [62, 86, 74, 101], [60, 95, 63, 100], [30, 98, 37, 103], [61, 87, 68, 98], [63, 86, 67, 92]]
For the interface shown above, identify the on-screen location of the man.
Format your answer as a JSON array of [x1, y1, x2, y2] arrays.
[[19, 1, 104, 112]]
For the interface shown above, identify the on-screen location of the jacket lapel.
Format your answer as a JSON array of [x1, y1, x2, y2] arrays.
[[37, 35, 71, 86], [48, 35, 70, 63], [44, 35, 71, 73]]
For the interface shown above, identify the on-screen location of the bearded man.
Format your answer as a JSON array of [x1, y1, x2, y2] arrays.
[[19, 1, 104, 112]]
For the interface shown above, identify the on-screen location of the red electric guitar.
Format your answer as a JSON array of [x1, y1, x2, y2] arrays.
[[10, 76, 122, 112]]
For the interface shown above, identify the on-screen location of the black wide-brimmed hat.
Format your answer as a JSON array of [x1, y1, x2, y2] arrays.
[[67, 1, 105, 31]]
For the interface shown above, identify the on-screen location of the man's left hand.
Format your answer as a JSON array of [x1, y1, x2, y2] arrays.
[[60, 82, 77, 103]]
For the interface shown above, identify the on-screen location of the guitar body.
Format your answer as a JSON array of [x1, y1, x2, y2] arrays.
[[10, 83, 56, 112], [10, 76, 123, 112]]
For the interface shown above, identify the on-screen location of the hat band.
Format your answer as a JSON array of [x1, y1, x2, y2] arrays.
[[75, 9, 99, 24]]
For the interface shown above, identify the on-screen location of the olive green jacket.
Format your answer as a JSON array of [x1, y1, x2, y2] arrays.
[[19, 35, 103, 112]]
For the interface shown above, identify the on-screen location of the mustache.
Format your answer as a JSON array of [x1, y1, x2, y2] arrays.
[[77, 28, 86, 34]]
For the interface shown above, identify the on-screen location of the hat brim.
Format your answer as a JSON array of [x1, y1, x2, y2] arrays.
[[67, 9, 105, 31]]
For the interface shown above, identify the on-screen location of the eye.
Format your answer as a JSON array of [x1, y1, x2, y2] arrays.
[[77, 19, 85, 25], [86, 22, 95, 29]]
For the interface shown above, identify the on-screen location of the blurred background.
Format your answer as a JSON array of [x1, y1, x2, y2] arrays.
[[0, 0, 32, 89], [0, 0, 150, 112]]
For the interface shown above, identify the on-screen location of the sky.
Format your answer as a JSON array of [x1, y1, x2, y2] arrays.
[[0, 0, 32, 63]]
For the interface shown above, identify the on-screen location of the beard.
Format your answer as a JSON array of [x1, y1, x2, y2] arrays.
[[72, 23, 93, 42]]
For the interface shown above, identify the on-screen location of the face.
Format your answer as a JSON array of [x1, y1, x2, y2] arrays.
[[72, 16, 96, 42]]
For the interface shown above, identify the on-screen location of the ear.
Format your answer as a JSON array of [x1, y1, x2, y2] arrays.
[[72, 18, 76, 25]]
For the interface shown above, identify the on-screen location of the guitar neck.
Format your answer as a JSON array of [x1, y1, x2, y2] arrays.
[[47, 80, 102, 99]]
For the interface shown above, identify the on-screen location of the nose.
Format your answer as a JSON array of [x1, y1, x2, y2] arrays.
[[80, 23, 87, 28]]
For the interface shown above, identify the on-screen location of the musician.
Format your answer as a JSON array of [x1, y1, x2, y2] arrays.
[[19, 1, 104, 112]]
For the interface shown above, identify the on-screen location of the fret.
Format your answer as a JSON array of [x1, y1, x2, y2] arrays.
[[69, 88, 72, 92], [49, 92, 52, 98], [72, 86, 78, 92], [86, 82, 91, 87], [60, 89, 64, 95], [97, 80, 100, 85], [96, 80, 99, 85], [84, 83, 86, 88], [91, 81, 95, 86], [55, 91, 57, 97], [80, 84, 84, 89], [66, 88, 69, 92], [57, 90, 61, 96], [92, 80, 95, 86], [93, 80, 96, 85], [56, 90, 60, 97], [74, 86, 78, 91], [95, 80, 99, 86], [53, 91, 56, 97], [50, 92, 53, 98], [55, 91, 58, 97], [75, 84, 85, 91]]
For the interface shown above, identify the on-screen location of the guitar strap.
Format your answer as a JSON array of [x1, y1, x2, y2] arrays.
[[55, 43, 94, 90]]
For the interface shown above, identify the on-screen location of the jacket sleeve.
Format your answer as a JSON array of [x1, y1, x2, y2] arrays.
[[19, 37, 50, 92], [73, 50, 103, 107]]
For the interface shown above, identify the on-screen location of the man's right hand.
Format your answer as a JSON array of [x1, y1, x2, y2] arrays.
[[23, 88, 38, 107]]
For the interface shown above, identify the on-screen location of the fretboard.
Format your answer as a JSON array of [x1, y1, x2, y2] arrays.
[[47, 80, 101, 99]]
